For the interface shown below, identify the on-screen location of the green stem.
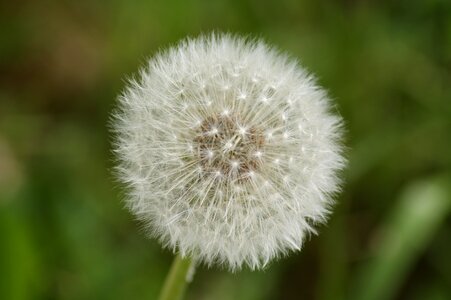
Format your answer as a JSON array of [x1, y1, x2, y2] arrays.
[[158, 254, 193, 300]]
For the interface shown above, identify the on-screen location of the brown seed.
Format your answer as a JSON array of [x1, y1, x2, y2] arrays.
[[194, 113, 265, 182]]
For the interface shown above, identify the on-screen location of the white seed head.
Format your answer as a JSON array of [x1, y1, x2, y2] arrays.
[[112, 33, 345, 271]]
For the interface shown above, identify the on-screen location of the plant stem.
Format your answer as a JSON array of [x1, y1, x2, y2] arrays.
[[158, 253, 193, 300]]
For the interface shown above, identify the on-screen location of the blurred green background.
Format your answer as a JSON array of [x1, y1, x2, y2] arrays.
[[1, 0, 451, 299]]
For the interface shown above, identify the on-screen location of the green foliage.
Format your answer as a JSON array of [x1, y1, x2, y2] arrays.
[[351, 177, 451, 300]]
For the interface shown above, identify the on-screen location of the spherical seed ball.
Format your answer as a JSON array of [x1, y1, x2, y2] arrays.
[[113, 33, 345, 270]]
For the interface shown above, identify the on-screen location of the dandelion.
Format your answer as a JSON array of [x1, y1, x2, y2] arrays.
[[112, 33, 345, 299]]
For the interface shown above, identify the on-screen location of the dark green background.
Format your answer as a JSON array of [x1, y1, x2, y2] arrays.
[[1, 0, 451, 299]]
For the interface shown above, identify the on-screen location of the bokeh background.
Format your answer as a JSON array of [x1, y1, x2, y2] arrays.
[[1, 0, 451, 299]]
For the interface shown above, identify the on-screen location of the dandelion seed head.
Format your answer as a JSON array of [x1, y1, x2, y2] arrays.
[[113, 33, 345, 271]]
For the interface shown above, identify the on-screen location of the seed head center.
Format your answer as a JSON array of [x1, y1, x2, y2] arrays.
[[194, 113, 265, 180]]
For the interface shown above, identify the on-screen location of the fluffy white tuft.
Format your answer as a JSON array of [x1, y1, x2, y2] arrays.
[[113, 33, 345, 271]]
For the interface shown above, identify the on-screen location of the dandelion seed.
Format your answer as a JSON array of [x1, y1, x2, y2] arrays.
[[112, 33, 345, 271]]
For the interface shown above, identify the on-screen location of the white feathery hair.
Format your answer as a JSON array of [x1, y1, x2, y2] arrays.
[[113, 33, 345, 271]]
